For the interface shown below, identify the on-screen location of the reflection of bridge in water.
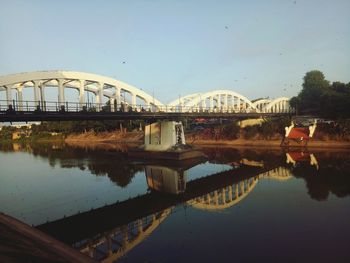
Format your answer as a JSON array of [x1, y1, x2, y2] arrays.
[[190, 166, 291, 211], [78, 208, 172, 263], [37, 159, 292, 262]]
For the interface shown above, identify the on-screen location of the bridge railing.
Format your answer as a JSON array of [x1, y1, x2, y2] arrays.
[[0, 99, 294, 114]]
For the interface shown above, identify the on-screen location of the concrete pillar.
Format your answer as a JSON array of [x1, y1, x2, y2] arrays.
[[209, 96, 214, 111], [96, 82, 104, 111], [206, 193, 211, 204], [109, 97, 115, 112], [17, 86, 23, 111], [201, 99, 206, 110], [144, 121, 186, 151], [5, 85, 12, 107], [58, 79, 65, 106], [33, 81, 40, 107], [217, 94, 221, 110], [40, 84, 45, 103], [115, 87, 121, 106], [95, 91, 100, 111], [240, 181, 245, 193], [79, 80, 85, 109], [131, 93, 137, 108], [228, 186, 233, 201], [221, 189, 226, 204], [213, 190, 219, 205], [224, 94, 228, 112]]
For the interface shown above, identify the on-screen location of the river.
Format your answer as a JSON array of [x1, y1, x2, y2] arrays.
[[1, 142, 350, 262]]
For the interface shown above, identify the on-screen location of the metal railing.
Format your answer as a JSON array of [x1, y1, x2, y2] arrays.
[[0, 99, 294, 114]]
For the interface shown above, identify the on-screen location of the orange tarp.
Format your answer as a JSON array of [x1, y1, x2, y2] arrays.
[[287, 127, 309, 139]]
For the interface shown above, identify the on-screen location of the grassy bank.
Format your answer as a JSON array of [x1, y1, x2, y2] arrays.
[[64, 130, 143, 143]]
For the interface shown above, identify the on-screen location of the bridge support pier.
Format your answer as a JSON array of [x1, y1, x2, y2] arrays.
[[144, 121, 185, 151], [129, 120, 204, 160]]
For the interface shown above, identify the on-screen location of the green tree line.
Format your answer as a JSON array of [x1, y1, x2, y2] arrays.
[[290, 70, 350, 118]]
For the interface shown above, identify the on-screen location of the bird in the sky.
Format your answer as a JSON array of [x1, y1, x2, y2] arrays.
[[122, 61, 126, 64], [225, 26, 229, 29]]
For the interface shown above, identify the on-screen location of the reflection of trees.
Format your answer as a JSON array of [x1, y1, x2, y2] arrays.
[[202, 147, 284, 168], [290, 154, 350, 201], [85, 156, 143, 187], [13, 143, 142, 188]]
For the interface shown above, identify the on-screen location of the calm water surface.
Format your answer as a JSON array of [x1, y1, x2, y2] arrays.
[[1, 143, 350, 262]]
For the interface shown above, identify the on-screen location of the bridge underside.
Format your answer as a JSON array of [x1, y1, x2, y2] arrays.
[[0, 111, 288, 122]]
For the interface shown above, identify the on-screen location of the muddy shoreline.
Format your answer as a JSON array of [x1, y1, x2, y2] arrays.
[[63, 131, 350, 150]]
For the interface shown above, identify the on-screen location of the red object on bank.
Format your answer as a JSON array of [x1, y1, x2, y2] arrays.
[[287, 127, 309, 139]]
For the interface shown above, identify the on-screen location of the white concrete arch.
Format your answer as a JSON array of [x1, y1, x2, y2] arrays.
[[179, 90, 259, 113], [0, 70, 164, 111], [263, 97, 290, 113], [252, 99, 272, 112], [168, 93, 201, 107]]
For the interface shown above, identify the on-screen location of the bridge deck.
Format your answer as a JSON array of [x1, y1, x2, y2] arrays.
[[0, 111, 288, 122]]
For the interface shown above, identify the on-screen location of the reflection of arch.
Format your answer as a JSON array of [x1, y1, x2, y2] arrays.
[[259, 166, 292, 181], [189, 166, 292, 211], [78, 208, 172, 263], [190, 177, 258, 210], [0, 70, 163, 110]]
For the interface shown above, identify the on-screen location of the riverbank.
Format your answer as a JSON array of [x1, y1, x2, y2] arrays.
[[65, 131, 350, 149], [0, 213, 95, 263], [65, 130, 143, 143], [190, 138, 350, 149], [2, 130, 350, 150]]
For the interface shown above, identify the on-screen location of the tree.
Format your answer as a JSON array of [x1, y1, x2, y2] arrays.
[[298, 70, 329, 114], [289, 96, 300, 114]]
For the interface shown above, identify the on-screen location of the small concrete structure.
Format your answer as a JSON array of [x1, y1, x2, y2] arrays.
[[238, 118, 265, 128], [144, 121, 185, 151]]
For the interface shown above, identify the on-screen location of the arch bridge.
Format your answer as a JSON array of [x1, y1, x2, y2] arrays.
[[0, 70, 293, 121], [0, 70, 163, 112]]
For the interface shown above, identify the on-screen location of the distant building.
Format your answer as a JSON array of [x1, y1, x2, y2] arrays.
[[10, 122, 41, 129]]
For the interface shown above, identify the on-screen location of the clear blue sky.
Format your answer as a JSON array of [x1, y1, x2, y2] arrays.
[[0, 0, 349, 103]]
